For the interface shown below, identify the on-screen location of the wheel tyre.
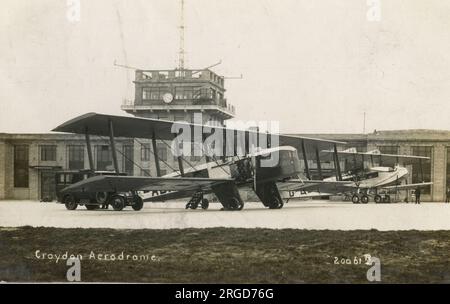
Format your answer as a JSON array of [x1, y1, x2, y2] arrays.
[[352, 195, 360, 204], [190, 202, 199, 210], [96, 192, 109, 204], [384, 195, 391, 204], [201, 199, 209, 210], [361, 195, 369, 204], [63, 194, 78, 210], [269, 197, 284, 209], [235, 199, 244, 211], [276, 200, 284, 209], [229, 197, 244, 211], [110, 195, 126, 211], [374, 195, 382, 204], [85, 204, 99, 210], [132, 196, 144, 211]]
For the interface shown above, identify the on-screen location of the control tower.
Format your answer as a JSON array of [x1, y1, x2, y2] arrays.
[[121, 68, 235, 125]]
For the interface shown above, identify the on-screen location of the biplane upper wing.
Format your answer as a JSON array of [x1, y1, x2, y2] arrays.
[[320, 148, 430, 165], [61, 175, 233, 194], [52, 112, 346, 154]]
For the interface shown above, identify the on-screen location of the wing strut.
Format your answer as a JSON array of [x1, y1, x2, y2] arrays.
[[333, 144, 342, 181], [419, 159, 424, 182], [85, 128, 95, 171], [221, 130, 227, 162], [151, 131, 162, 177], [315, 146, 323, 180], [301, 139, 311, 180], [108, 120, 120, 174], [174, 134, 185, 177]]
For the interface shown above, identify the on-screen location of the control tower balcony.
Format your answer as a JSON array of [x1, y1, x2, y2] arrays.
[[121, 98, 235, 120]]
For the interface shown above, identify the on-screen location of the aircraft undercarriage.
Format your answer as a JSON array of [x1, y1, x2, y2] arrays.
[[185, 191, 210, 210], [254, 181, 284, 209], [350, 190, 391, 204], [212, 183, 245, 211]]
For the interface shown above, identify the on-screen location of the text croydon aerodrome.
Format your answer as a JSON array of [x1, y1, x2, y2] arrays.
[[34, 250, 161, 263]]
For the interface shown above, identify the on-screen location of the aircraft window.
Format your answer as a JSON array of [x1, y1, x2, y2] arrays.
[[280, 151, 291, 167]]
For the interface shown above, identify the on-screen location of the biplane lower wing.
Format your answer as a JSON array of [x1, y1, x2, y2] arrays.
[[381, 182, 433, 191], [142, 189, 208, 202], [280, 179, 433, 196], [279, 179, 355, 191], [61, 175, 233, 194]]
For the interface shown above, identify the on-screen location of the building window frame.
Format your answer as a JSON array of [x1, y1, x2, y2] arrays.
[[14, 145, 29, 188], [40, 145, 57, 162], [156, 143, 168, 161], [68, 145, 85, 170], [141, 144, 151, 161], [122, 145, 134, 176], [96, 145, 112, 171]]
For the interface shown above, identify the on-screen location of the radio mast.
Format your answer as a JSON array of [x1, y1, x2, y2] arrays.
[[178, 0, 186, 70]]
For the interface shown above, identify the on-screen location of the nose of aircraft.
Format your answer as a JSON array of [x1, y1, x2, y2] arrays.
[[398, 166, 409, 178]]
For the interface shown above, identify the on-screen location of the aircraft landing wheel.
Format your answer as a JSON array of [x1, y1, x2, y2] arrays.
[[374, 195, 382, 204], [352, 194, 360, 204], [132, 196, 144, 211], [383, 195, 391, 204], [269, 197, 284, 209], [201, 199, 209, 210], [63, 194, 78, 210], [361, 195, 369, 204], [228, 197, 244, 211], [110, 195, 126, 211]]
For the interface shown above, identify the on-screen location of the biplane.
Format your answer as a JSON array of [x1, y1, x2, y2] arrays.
[[282, 148, 433, 204], [52, 112, 345, 211]]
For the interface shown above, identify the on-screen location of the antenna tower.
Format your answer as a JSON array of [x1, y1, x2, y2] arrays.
[[178, 0, 186, 70]]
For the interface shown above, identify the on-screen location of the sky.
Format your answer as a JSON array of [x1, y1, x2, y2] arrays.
[[1, 0, 450, 134]]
